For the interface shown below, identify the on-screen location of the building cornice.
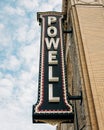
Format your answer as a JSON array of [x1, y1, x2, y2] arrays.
[[70, 0, 103, 5]]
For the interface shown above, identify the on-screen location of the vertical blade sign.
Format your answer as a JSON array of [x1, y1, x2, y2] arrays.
[[33, 12, 73, 124]]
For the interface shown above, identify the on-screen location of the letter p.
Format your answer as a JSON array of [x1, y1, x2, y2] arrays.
[[48, 16, 57, 26]]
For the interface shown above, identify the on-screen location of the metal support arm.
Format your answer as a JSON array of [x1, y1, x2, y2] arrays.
[[68, 91, 83, 105], [63, 30, 73, 33], [63, 28, 73, 34]]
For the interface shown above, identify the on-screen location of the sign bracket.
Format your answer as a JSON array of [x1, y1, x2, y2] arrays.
[[63, 30, 73, 33], [68, 91, 83, 105], [63, 27, 73, 34]]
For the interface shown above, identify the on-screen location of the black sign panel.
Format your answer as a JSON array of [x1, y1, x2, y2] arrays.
[[33, 12, 74, 124]]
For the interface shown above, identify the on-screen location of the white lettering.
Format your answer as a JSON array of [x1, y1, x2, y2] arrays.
[[49, 66, 59, 82], [49, 84, 60, 102], [48, 51, 58, 64], [45, 38, 59, 50], [45, 16, 60, 103], [48, 16, 57, 26], [47, 26, 57, 37]]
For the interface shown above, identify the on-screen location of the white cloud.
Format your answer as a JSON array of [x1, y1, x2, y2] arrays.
[[0, 72, 3, 78], [0, 107, 56, 130], [16, 7, 26, 16], [4, 6, 16, 15], [0, 78, 13, 88], [0, 55, 20, 71], [0, 23, 4, 29], [15, 24, 37, 43], [20, 71, 33, 81], [19, 43, 40, 66], [0, 78, 13, 98], [27, 29, 35, 42], [16, 25, 28, 42], [0, 24, 12, 49], [7, 56, 20, 70], [37, 0, 62, 12], [39, 3, 54, 11], [17, 0, 39, 11], [0, 0, 62, 130], [4, 6, 25, 16], [19, 82, 36, 104]]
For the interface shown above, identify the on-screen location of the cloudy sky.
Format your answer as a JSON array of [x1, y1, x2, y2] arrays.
[[0, 0, 62, 130]]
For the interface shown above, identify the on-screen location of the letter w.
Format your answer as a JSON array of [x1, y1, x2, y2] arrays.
[[45, 38, 59, 50]]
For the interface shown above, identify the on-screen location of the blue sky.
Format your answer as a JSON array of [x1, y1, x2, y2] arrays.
[[0, 0, 62, 130]]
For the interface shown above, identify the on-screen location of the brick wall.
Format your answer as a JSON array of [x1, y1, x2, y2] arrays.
[[57, 0, 104, 129]]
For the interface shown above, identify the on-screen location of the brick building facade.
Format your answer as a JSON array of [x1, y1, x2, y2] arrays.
[[57, 0, 104, 129]]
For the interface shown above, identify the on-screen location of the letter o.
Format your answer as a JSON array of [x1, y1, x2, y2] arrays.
[[47, 26, 57, 37]]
